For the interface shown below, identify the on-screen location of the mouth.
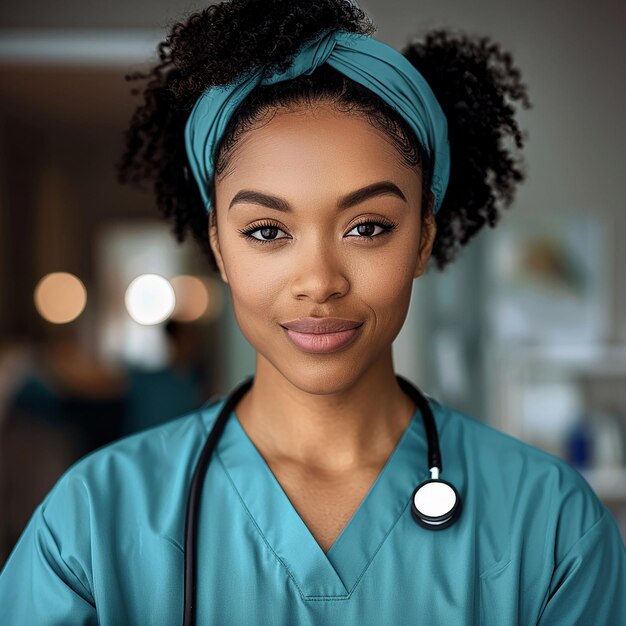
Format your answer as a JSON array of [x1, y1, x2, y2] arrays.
[[280, 317, 364, 334], [280, 322, 364, 354]]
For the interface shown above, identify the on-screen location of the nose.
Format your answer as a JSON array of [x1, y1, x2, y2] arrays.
[[289, 235, 350, 302]]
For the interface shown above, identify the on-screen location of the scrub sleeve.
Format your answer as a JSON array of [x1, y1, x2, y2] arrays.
[[1, 477, 98, 624], [537, 509, 626, 624]]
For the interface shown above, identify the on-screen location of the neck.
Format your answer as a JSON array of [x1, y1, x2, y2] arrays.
[[234, 351, 417, 474]]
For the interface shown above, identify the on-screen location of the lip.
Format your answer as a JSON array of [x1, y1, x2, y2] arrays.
[[282, 325, 363, 354], [280, 317, 363, 334], [280, 317, 364, 354]]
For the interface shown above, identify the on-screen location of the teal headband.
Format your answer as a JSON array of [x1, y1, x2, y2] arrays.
[[184, 29, 450, 214]]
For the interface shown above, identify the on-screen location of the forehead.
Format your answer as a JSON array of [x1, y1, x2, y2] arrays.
[[216, 106, 419, 192]]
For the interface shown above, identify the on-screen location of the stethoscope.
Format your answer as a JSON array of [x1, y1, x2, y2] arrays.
[[182, 374, 462, 626]]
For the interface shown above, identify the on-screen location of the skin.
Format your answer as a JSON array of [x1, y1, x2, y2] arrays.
[[209, 103, 437, 551]]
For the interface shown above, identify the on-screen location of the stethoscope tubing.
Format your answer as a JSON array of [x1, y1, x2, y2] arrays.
[[183, 376, 253, 626], [182, 374, 451, 626]]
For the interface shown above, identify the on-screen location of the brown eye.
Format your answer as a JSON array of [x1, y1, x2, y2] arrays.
[[346, 219, 398, 240], [254, 226, 282, 241], [238, 221, 289, 245], [352, 223, 379, 237]]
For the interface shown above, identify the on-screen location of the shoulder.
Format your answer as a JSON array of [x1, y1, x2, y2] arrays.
[[435, 399, 602, 504], [433, 400, 609, 558]]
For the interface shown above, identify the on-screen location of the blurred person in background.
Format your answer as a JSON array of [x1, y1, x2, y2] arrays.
[[0, 331, 127, 565], [122, 320, 208, 435]]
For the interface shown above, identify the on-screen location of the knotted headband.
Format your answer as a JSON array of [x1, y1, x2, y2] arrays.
[[184, 29, 450, 214]]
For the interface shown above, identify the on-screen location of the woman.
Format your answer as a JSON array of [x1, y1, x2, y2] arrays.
[[1, 0, 624, 624]]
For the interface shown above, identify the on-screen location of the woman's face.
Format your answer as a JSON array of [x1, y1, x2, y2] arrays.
[[210, 104, 436, 392]]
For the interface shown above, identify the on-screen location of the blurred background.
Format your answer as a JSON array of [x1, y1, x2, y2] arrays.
[[1, 0, 625, 565]]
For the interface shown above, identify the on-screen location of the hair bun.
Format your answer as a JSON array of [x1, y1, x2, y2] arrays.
[[402, 29, 531, 267], [165, 0, 374, 90]]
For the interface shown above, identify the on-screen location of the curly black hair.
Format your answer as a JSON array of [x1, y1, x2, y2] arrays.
[[117, 0, 531, 273]]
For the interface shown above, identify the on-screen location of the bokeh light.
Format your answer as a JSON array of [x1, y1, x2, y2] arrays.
[[170, 275, 209, 322], [124, 274, 175, 325], [33, 272, 87, 324], [202, 274, 225, 322]]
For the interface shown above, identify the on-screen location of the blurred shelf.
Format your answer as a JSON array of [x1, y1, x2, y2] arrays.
[[511, 343, 626, 378], [580, 467, 626, 502]]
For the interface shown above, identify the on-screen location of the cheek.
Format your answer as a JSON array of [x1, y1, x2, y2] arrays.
[[357, 229, 417, 296], [221, 246, 284, 339], [229, 271, 278, 315], [362, 258, 414, 332]]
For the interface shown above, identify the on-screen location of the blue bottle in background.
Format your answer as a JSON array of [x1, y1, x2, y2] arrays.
[[565, 413, 594, 470]]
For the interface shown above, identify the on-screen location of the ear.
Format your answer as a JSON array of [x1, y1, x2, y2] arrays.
[[208, 209, 229, 284], [413, 195, 437, 279]]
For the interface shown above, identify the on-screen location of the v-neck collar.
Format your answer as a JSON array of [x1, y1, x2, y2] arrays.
[[211, 399, 430, 599]]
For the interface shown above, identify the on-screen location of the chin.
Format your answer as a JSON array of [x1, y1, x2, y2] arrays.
[[277, 361, 367, 396]]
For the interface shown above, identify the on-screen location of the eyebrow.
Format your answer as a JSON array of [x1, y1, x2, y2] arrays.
[[228, 180, 407, 212]]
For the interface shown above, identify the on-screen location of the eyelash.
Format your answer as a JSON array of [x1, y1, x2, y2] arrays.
[[237, 218, 398, 245]]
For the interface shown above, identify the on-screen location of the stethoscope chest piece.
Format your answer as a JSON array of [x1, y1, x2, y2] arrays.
[[411, 477, 462, 531]]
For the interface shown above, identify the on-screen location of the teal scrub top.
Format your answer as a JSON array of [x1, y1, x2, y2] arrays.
[[1, 391, 625, 625]]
